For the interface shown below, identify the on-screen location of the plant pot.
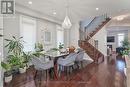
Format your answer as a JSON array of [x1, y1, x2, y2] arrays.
[[59, 48, 66, 53], [122, 55, 128, 58], [19, 67, 26, 73], [4, 75, 12, 83]]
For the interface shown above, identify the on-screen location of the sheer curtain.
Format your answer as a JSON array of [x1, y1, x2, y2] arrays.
[[20, 15, 36, 52]]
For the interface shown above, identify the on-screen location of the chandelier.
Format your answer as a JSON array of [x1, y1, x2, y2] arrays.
[[62, 1, 72, 29]]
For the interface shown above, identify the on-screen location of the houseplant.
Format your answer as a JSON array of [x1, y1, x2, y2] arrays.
[[1, 62, 12, 83], [7, 54, 22, 74], [18, 57, 26, 73], [33, 42, 45, 57], [35, 42, 44, 52], [58, 43, 66, 53], [5, 36, 26, 74], [121, 50, 129, 58], [22, 52, 33, 68], [121, 38, 130, 58], [122, 38, 130, 49], [58, 43, 64, 49], [5, 36, 24, 56]]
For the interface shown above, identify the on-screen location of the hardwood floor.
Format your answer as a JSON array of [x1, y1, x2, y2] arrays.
[[4, 54, 126, 87]]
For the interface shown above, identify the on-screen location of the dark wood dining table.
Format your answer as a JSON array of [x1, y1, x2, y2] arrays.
[[44, 51, 69, 79]]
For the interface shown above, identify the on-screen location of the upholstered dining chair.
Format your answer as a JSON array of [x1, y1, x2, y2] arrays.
[[57, 52, 78, 76], [75, 50, 85, 68], [31, 57, 54, 80]]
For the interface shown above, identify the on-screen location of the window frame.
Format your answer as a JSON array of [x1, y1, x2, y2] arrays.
[[20, 15, 37, 52]]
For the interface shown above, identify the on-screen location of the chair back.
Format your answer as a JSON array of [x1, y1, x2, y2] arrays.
[[31, 58, 54, 70], [76, 51, 85, 61], [31, 58, 42, 70], [65, 53, 78, 63]]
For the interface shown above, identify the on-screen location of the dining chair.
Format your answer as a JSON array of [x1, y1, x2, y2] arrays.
[[75, 50, 85, 68], [57, 52, 78, 76], [31, 57, 54, 80]]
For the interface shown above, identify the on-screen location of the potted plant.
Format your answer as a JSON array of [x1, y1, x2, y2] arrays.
[[18, 59, 26, 74], [22, 52, 33, 68], [5, 36, 24, 56], [1, 62, 12, 83], [121, 50, 129, 58], [122, 38, 130, 49], [58, 43, 64, 49], [35, 43, 44, 52], [58, 43, 66, 53], [121, 38, 130, 58], [5, 36, 24, 74], [7, 55, 22, 74]]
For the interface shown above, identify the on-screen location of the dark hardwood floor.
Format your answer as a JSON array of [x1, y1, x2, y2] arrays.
[[4, 54, 126, 87]]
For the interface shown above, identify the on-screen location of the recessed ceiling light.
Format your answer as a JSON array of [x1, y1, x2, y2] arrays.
[[96, 8, 99, 11], [53, 12, 56, 15], [28, 1, 32, 5], [116, 17, 124, 21], [114, 15, 129, 21]]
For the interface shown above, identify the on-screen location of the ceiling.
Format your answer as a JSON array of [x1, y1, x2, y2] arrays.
[[15, 0, 130, 23], [107, 14, 130, 27]]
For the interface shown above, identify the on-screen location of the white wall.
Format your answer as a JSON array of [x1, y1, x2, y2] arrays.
[[107, 26, 129, 51], [3, 14, 20, 57], [69, 23, 80, 47], [36, 18, 58, 51], [3, 12, 63, 55], [0, 15, 3, 87], [91, 26, 107, 56]]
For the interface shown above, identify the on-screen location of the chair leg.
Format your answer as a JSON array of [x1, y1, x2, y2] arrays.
[[58, 65, 61, 77], [40, 70, 42, 81], [81, 61, 83, 68], [69, 66, 71, 74], [72, 65, 74, 71], [49, 68, 54, 79], [70, 65, 74, 74], [75, 62, 79, 69], [34, 70, 38, 79], [45, 70, 48, 81], [65, 66, 68, 76]]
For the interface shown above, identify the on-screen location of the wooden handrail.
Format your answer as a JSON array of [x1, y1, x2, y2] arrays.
[[85, 17, 96, 32]]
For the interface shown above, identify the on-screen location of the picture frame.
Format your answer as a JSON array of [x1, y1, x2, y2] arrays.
[[44, 31, 52, 44]]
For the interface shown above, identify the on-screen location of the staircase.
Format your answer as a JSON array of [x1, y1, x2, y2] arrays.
[[79, 14, 111, 63]]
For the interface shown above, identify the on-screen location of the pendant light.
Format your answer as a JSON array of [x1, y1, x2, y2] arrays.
[[62, 0, 72, 29]]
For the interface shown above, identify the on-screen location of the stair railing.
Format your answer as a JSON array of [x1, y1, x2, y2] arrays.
[[86, 35, 97, 61], [85, 14, 108, 39]]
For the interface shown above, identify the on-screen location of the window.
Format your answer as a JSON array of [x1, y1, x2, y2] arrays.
[[118, 33, 124, 47], [56, 26, 64, 48], [44, 31, 52, 44], [20, 15, 36, 52]]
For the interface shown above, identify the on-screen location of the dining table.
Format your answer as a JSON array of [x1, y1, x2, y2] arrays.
[[42, 51, 69, 79]]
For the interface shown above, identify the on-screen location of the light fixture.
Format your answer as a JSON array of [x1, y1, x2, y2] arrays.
[[53, 12, 56, 15], [28, 1, 32, 5], [114, 15, 128, 21], [96, 8, 99, 11], [116, 17, 124, 21], [62, 0, 72, 29]]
